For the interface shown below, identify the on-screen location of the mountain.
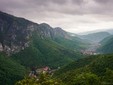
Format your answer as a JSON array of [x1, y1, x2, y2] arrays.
[[0, 11, 86, 68], [78, 32, 111, 43], [100, 35, 113, 45], [78, 29, 113, 35], [0, 11, 37, 54], [53, 30, 90, 51], [105, 29, 113, 35], [0, 11, 87, 54], [11, 33, 83, 68], [0, 11, 89, 84], [97, 35, 113, 53]]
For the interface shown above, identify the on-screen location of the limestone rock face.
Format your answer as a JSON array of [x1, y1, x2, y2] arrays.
[[0, 11, 70, 55], [0, 11, 37, 54]]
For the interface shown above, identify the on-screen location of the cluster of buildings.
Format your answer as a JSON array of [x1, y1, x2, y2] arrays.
[[36, 66, 51, 74], [29, 66, 58, 78], [81, 50, 98, 55]]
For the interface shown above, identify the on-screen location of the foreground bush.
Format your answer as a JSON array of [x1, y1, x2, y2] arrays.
[[15, 72, 64, 85]]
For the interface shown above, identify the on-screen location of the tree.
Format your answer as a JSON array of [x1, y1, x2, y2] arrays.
[[72, 72, 101, 85], [102, 68, 113, 84], [15, 72, 64, 85]]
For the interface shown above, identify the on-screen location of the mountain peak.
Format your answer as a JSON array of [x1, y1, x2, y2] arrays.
[[54, 27, 62, 30], [39, 23, 52, 29]]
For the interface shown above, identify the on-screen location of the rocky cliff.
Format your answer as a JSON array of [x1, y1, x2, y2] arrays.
[[0, 11, 70, 55]]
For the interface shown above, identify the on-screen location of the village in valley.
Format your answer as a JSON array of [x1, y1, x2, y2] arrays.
[[80, 42, 101, 55], [29, 66, 60, 78]]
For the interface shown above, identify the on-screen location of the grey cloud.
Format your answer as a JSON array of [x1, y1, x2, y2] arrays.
[[0, 0, 113, 33], [94, 0, 113, 4], [0, 0, 68, 14], [72, 0, 85, 5], [26, 0, 67, 6], [0, 0, 113, 22], [50, 0, 67, 4]]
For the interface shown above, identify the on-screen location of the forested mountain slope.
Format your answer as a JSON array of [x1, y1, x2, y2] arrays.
[[55, 54, 113, 85], [98, 35, 113, 53], [0, 53, 26, 85]]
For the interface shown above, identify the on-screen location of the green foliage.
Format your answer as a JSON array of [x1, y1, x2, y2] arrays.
[[16, 77, 39, 85], [98, 35, 113, 53], [55, 53, 113, 85], [89, 54, 113, 76], [15, 73, 64, 85], [72, 72, 101, 85], [11, 46, 44, 67], [0, 53, 26, 85], [55, 56, 95, 76], [53, 37, 90, 51], [102, 68, 113, 84], [100, 35, 113, 45]]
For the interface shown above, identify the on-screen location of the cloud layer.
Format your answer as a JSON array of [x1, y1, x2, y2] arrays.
[[0, 0, 113, 33]]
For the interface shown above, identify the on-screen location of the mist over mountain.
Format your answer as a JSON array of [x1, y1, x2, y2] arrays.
[[78, 32, 111, 43], [105, 29, 113, 34], [78, 29, 113, 35]]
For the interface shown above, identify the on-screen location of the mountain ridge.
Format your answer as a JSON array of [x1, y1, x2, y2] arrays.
[[97, 35, 113, 53], [0, 11, 86, 68], [78, 32, 111, 43], [0, 11, 73, 55]]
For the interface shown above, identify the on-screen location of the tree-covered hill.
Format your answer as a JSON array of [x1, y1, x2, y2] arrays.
[[0, 53, 26, 85], [54, 53, 113, 85], [98, 35, 113, 53], [15, 53, 113, 85]]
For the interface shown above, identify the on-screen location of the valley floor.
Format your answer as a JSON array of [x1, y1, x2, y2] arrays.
[[81, 42, 101, 55]]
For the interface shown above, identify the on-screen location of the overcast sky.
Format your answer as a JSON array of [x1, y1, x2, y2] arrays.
[[0, 0, 113, 33]]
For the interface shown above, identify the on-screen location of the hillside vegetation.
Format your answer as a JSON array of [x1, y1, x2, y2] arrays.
[[11, 32, 83, 68], [98, 35, 113, 53], [0, 53, 26, 85], [54, 54, 113, 85]]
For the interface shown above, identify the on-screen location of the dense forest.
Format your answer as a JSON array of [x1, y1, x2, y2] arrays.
[[54, 54, 113, 85], [15, 53, 113, 85]]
